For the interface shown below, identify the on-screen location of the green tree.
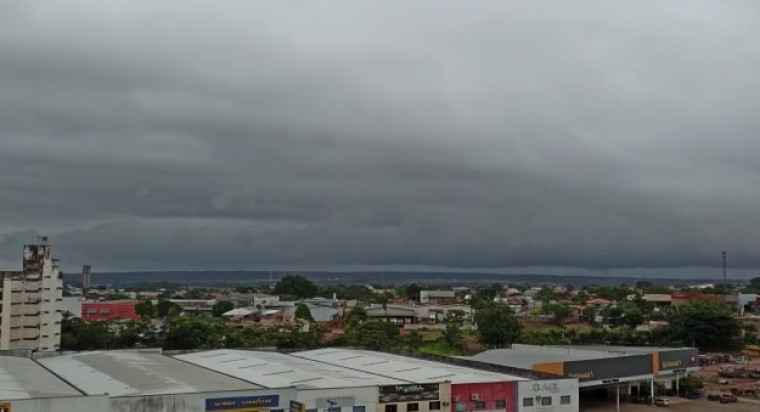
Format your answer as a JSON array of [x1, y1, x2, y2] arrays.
[[212, 300, 235, 317], [399, 330, 423, 352], [156, 300, 182, 318], [582, 306, 597, 323], [346, 305, 367, 327], [135, 299, 155, 318], [272, 275, 319, 299], [345, 320, 400, 350], [742, 277, 760, 293], [239, 325, 275, 347], [161, 316, 225, 350], [474, 303, 522, 348], [666, 299, 742, 351], [443, 311, 463, 347], [606, 303, 645, 329], [295, 303, 314, 322], [273, 321, 324, 350], [544, 304, 571, 325], [404, 283, 422, 301]]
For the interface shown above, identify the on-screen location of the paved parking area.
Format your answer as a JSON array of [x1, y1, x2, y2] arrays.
[[581, 397, 758, 411]]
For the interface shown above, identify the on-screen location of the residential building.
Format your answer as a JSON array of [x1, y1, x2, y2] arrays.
[[169, 299, 216, 315], [81, 264, 92, 290], [366, 304, 416, 325], [0, 241, 63, 352], [419, 290, 457, 304]]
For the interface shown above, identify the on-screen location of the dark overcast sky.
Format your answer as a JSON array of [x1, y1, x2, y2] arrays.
[[1, 1, 759, 277]]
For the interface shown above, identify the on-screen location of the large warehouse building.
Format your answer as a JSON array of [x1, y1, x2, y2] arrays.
[[0, 348, 578, 412], [463, 344, 699, 406]]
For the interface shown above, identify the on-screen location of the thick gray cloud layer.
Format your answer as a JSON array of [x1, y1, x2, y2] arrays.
[[1, 1, 759, 275]]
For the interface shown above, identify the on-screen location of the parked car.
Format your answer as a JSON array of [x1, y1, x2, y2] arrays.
[[720, 394, 738, 403], [654, 397, 670, 407], [707, 393, 722, 401]]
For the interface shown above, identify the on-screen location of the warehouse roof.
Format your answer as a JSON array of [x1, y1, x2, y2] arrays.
[[0, 356, 82, 400], [464, 345, 620, 370], [293, 349, 529, 384], [557, 345, 695, 355], [37, 350, 260, 396], [174, 349, 406, 389]]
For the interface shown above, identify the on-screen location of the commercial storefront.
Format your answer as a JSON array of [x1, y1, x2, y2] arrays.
[[299, 386, 378, 412], [450, 382, 515, 412], [515, 380, 579, 412], [377, 383, 451, 412]]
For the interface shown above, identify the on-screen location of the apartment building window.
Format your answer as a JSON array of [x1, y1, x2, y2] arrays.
[[540, 397, 552, 406], [352, 406, 365, 412], [560, 396, 571, 405], [474, 401, 486, 410], [428, 401, 441, 411], [455, 402, 467, 412], [522, 398, 533, 407], [385, 405, 397, 412], [407, 403, 419, 412], [494, 400, 506, 409]]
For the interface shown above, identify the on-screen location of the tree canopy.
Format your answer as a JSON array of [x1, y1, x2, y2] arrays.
[[345, 320, 400, 350], [135, 299, 155, 318], [474, 303, 522, 347], [272, 275, 319, 299], [212, 300, 235, 317], [295, 303, 314, 322], [666, 299, 741, 351]]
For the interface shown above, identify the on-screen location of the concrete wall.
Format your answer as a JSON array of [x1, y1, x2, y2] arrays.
[[515, 379, 579, 412], [109, 388, 297, 412], [1, 395, 108, 412], [298, 386, 377, 412]]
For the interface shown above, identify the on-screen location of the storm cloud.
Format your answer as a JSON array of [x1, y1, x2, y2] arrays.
[[1, 1, 759, 276]]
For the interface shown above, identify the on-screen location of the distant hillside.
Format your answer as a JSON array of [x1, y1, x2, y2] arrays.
[[62, 270, 738, 288]]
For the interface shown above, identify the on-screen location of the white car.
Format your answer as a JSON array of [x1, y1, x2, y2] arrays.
[[654, 397, 670, 407]]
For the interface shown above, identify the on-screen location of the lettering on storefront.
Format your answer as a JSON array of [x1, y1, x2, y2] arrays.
[[567, 371, 594, 379], [316, 397, 355, 408], [379, 383, 440, 403], [661, 360, 681, 369], [532, 382, 560, 394], [205, 395, 279, 412]]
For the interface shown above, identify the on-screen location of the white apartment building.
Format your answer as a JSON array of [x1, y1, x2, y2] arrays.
[[0, 242, 63, 351]]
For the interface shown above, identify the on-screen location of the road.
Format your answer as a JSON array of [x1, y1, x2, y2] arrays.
[[581, 397, 757, 411]]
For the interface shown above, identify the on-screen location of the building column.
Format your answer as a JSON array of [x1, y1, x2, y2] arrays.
[[616, 385, 620, 412], [675, 373, 680, 395], [650, 378, 655, 405]]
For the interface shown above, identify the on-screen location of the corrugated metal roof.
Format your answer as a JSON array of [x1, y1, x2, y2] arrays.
[[293, 349, 528, 384], [463, 346, 622, 370], [37, 350, 260, 396], [174, 349, 406, 389], [0, 356, 82, 400]]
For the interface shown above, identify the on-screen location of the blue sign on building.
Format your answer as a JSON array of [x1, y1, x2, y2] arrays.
[[206, 395, 280, 411]]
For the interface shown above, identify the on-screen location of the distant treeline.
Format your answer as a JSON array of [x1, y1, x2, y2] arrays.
[[62, 270, 736, 288]]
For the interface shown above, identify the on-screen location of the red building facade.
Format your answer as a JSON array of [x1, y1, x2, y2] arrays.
[[82, 300, 140, 321], [451, 382, 517, 412]]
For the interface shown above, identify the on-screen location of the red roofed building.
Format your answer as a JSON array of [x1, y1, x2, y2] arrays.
[[82, 300, 140, 321], [585, 298, 613, 307]]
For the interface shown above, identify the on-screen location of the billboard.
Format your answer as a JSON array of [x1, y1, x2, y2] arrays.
[[657, 348, 698, 373], [206, 395, 280, 412], [564, 354, 653, 382], [379, 383, 440, 403]]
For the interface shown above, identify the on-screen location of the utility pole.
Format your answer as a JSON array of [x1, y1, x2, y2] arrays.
[[722, 251, 727, 284]]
